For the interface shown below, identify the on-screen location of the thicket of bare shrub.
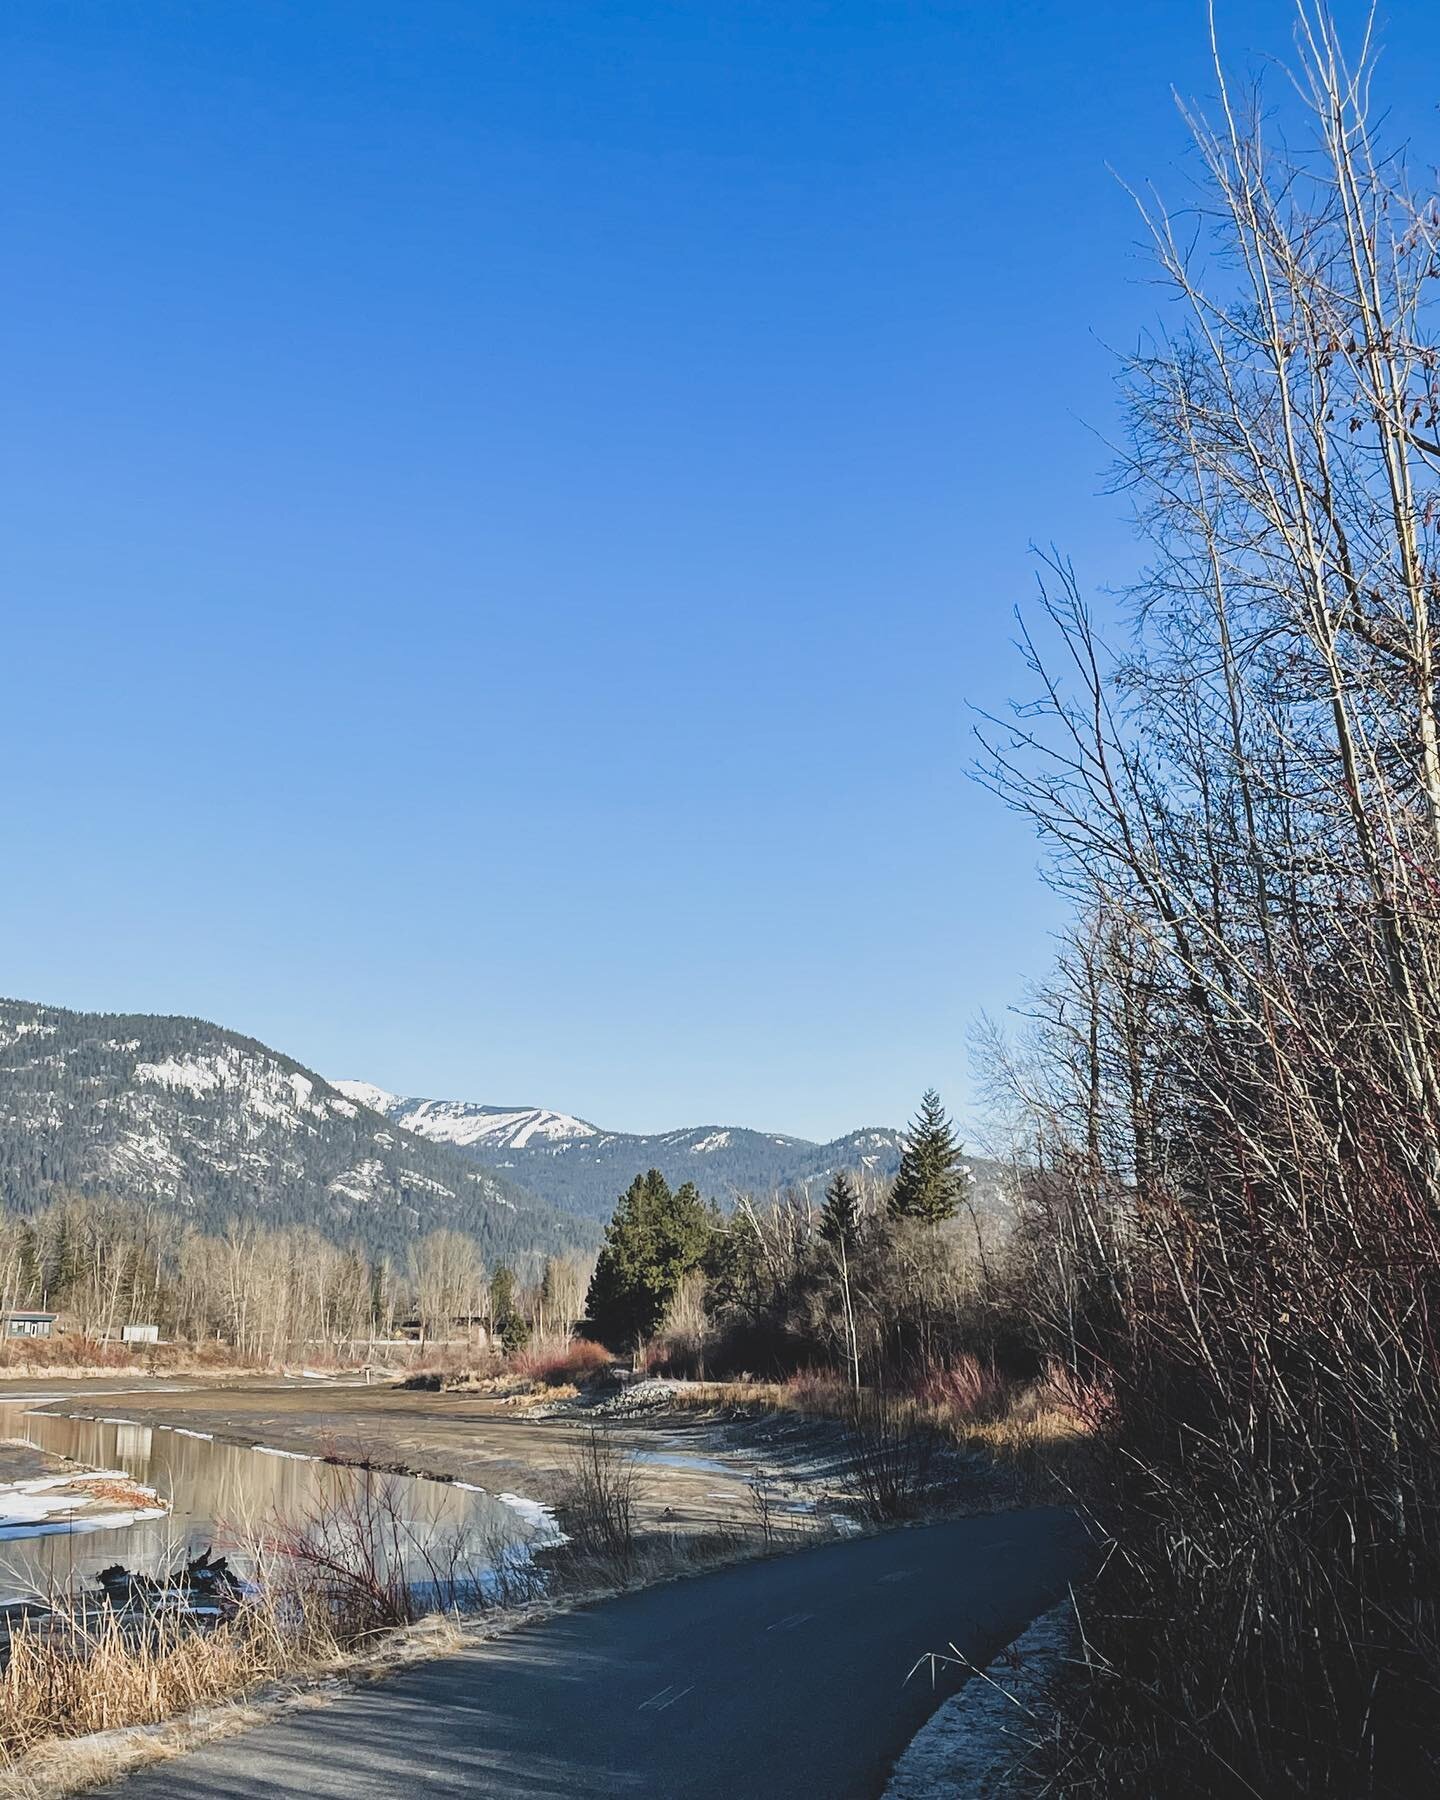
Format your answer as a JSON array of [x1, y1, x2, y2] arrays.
[[511, 1334, 614, 1387], [983, 10, 1440, 1792], [549, 1426, 641, 1578], [840, 1390, 941, 1522], [262, 1470, 496, 1634], [0, 1193, 596, 1369]]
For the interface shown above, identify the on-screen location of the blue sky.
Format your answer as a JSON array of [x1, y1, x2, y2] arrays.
[[2, 2, 1432, 1138]]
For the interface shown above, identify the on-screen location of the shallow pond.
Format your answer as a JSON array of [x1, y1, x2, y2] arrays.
[[0, 1399, 552, 1605]]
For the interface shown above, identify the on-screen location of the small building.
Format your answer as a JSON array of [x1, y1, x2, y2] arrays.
[[3, 1310, 57, 1339], [121, 1323, 160, 1345]]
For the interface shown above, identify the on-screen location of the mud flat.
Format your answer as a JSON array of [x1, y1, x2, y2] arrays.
[[0, 1375, 851, 1545]]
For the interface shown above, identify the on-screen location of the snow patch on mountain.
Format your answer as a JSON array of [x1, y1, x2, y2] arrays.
[[333, 1080, 401, 1116], [339, 1093, 599, 1152], [0, 1018, 57, 1050], [133, 1050, 354, 1130], [133, 1054, 227, 1096], [399, 1170, 455, 1198], [328, 1159, 386, 1205]]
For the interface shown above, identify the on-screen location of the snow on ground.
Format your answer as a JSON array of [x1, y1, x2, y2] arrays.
[[132, 1049, 348, 1129], [399, 1170, 455, 1198], [401, 1101, 597, 1149], [495, 1492, 566, 1546], [0, 1018, 58, 1049], [132, 1053, 230, 1096], [881, 1604, 1073, 1799], [508, 1110, 595, 1147], [109, 1127, 186, 1189], [0, 1471, 168, 1540]]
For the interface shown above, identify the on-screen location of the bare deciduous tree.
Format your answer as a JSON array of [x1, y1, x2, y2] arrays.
[[983, 9, 1440, 1791]]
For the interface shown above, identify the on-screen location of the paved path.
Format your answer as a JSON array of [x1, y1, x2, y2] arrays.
[[107, 1510, 1084, 1799]]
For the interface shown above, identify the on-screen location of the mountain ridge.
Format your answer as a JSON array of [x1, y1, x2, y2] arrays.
[[332, 1083, 1007, 1227], [0, 998, 595, 1262]]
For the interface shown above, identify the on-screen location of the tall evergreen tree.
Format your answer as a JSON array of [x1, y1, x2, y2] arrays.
[[585, 1169, 712, 1347], [489, 1264, 517, 1329], [819, 1170, 861, 1254], [820, 1170, 863, 1390], [887, 1088, 965, 1225]]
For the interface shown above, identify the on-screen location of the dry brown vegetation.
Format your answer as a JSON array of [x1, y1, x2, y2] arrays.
[[0, 1599, 318, 1757], [0, 1473, 529, 1775], [978, 9, 1440, 1792], [624, 1364, 1097, 1515]]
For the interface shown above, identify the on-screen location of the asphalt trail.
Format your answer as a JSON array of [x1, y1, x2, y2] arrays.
[[107, 1509, 1084, 1799]]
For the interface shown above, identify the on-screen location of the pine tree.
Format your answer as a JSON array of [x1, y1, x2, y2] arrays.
[[887, 1088, 965, 1225], [538, 1258, 557, 1337], [369, 1257, 390, 1336], [585, 1169, 713, 1348], [820, 1170, 863, 1391], [490, 1264, 517, 1331], [819, 1170, 860, 1254]]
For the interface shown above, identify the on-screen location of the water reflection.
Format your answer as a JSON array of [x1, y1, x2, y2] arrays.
[[0, 1403, 532, 1603]]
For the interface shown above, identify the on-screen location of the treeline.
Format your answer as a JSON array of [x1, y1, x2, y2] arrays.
[[979, 13, 1440, 1795], [582, 1090, 1003, 1382], [0, 1192, 594, 1359]]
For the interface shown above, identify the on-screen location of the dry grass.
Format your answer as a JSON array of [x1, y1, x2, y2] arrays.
[[0, 1337, 289, 1382], [67, 1477, 160, 1512], [0, 1611, 485, 1800], [0, 1473, 498, 1775], [548, 1427, 640, 1578], [631, 1365, 1099, 1503], [964, 1401, 1100, 1501], [0, 1598, 327, 1761]]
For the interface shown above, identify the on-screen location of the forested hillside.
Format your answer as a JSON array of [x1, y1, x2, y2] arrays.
[[0, 999, 594, 1261]]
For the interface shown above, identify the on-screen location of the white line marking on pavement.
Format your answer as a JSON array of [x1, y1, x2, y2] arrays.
[[638, 1683, 696, 1712]]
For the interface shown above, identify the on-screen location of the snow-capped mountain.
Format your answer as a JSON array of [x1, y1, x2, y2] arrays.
[[334, 1082, 1007, 1226], [0, 999, 593, 1259], [332, 1088, 601, 1153]]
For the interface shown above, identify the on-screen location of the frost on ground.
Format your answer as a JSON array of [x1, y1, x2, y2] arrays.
[[883, 1604, 1073, 1799]]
